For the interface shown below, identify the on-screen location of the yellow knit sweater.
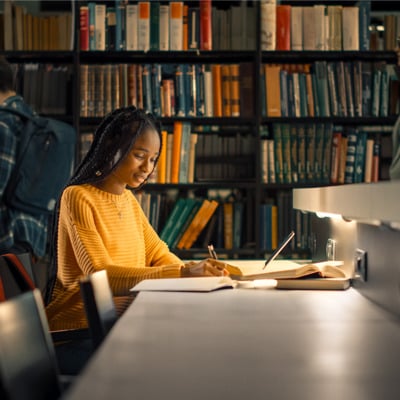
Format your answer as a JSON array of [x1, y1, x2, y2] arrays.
[[46, 184, 183, 331]]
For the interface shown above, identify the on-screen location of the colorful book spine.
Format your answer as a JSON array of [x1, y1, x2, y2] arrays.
[[199, 0, 212, 50], [80, 6, 89, 51]]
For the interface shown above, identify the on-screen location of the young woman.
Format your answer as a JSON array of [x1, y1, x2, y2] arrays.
[[45, 106, 227, 332]]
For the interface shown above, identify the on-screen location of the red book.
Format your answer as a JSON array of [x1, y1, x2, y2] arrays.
[[276, 5, 291, 51], [79, 6, 89, 51], [371, 137, 381, 182], [199, 0, 212, 50]]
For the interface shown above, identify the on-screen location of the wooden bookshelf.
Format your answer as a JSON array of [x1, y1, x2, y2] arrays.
[[2, 0, 400, 259]]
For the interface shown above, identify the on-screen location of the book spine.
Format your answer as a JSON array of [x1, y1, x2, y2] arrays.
[[344, 129, 358, 184], [80, 6, 89, 51], [94, 4, 106, 51], [276, 5, 291, 51], [125, 4, 138, 51], [151, 64, 162, 117], [106, 7, 116, 51], [199, 0, 212, 50], [169, 2, 183, 51], [150, 1, 160, 51], [141, 64, 152, 113], [159, 5, 170, 51], [115, 1, 126, 51], [138, 2, 150, 51]]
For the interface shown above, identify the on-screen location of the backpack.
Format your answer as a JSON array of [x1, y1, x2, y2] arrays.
[[0, 106, 76, 215]]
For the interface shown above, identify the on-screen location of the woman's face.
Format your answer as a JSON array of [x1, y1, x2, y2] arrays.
[[111, 127, 160, 191]]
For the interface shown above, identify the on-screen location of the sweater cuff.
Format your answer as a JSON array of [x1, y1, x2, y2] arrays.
[[161, 264, 184, 278]]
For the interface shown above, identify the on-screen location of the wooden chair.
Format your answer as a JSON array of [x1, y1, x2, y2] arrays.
[[0, 289, 62, 400], [79, 270, 118, 350]]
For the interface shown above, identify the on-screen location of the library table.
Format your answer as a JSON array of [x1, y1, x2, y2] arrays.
[[63, 287, 400, 400]]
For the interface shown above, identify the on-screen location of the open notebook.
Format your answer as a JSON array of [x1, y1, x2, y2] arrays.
[[130, 276, 236, 293]]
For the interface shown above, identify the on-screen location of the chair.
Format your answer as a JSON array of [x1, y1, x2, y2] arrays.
[[0, 289, 62, 400], [79, 270, 118, 350]]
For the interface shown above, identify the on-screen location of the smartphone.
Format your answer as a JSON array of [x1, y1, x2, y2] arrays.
[[263, 230, 295, 270]]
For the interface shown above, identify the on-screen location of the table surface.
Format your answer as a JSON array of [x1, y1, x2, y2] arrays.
[[63, 286, 400, 400]]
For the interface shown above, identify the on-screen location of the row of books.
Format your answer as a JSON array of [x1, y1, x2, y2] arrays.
[[80, 123, 254, 183], [12, 63, 72, 115], [260, 1, 390, 51], [261, 123, 385, 185], [2, 0, 73, 51], [80, 63, 254, 118], [134, 188, 312, 253], [79, 0, 212, 52], [262, 61, 400, 118], [79, 0, 259, 52], [149, 122, 254, 184]]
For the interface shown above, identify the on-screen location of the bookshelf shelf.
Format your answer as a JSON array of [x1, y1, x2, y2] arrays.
[[261, 50, 397, 63], [79, 50, 257, 64], [261, 116, 399, 125]]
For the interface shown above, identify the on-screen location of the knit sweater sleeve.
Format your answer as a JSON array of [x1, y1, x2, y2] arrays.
[[58, 186, 184, 295]]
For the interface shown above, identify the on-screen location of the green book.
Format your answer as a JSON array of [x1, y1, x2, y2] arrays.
[[150, 1, 160, 50], [166, 198, 199, 247], [159, 198, 186, 242]]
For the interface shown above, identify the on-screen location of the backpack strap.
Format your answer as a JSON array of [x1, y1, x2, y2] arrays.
[[0, 105, 35, 121], [1, 253, 36, 292]]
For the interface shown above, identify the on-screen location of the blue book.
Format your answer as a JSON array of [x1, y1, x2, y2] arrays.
[[358, 0, 371, 51], [88, 2, 96, 50], [286, 73, 295, 117], [361, 62, 373, 117], [298, 72, 308, 117], [186, 64, 196, 117], [195, 64, 205, 116], [314, 61, 330, 117], [279, 69, 288, 117], [151, 64, 162, 117], [379, 67, 389, 117], [115, 0, 125, 51], [142, 64, 152, 114], [344, 129, 358, 184], [174, 64, 187, 117], [353, 131, 367, 183], [371, 63, 382, 117]]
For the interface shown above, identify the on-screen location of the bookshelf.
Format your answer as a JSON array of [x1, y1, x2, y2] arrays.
[[1, 0, 399, 260]]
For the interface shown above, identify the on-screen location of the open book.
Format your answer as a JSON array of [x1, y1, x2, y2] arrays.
[[224, 260, 351, 290], [130, 276, 236, 293]]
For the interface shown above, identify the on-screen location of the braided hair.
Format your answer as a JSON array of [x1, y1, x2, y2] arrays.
[[44, 106, 162, 304]]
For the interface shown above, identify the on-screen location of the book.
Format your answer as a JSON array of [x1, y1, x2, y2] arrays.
[[169, 2, 183, 51], [225, 260, 348, 281], [199, 0, 212, 50], [80, 6, 89, 51], [260, 1, 276, 50], [159, 4, 169, 51], [130, 276, 236, 293], [276, 5, 291, 51], [125, 4, 138, 51], [138, 2, 150, 51]]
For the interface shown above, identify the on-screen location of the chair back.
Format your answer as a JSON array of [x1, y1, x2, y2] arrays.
[[0, 289, 61, 400], [0, 253, 36, 301], [80, 270, 118, 349]]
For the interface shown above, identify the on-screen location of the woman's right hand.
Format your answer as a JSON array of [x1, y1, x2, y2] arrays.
[[181, 259, 229, 277]]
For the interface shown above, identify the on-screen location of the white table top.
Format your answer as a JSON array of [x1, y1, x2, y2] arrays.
[[63, 287, 400, 400]]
